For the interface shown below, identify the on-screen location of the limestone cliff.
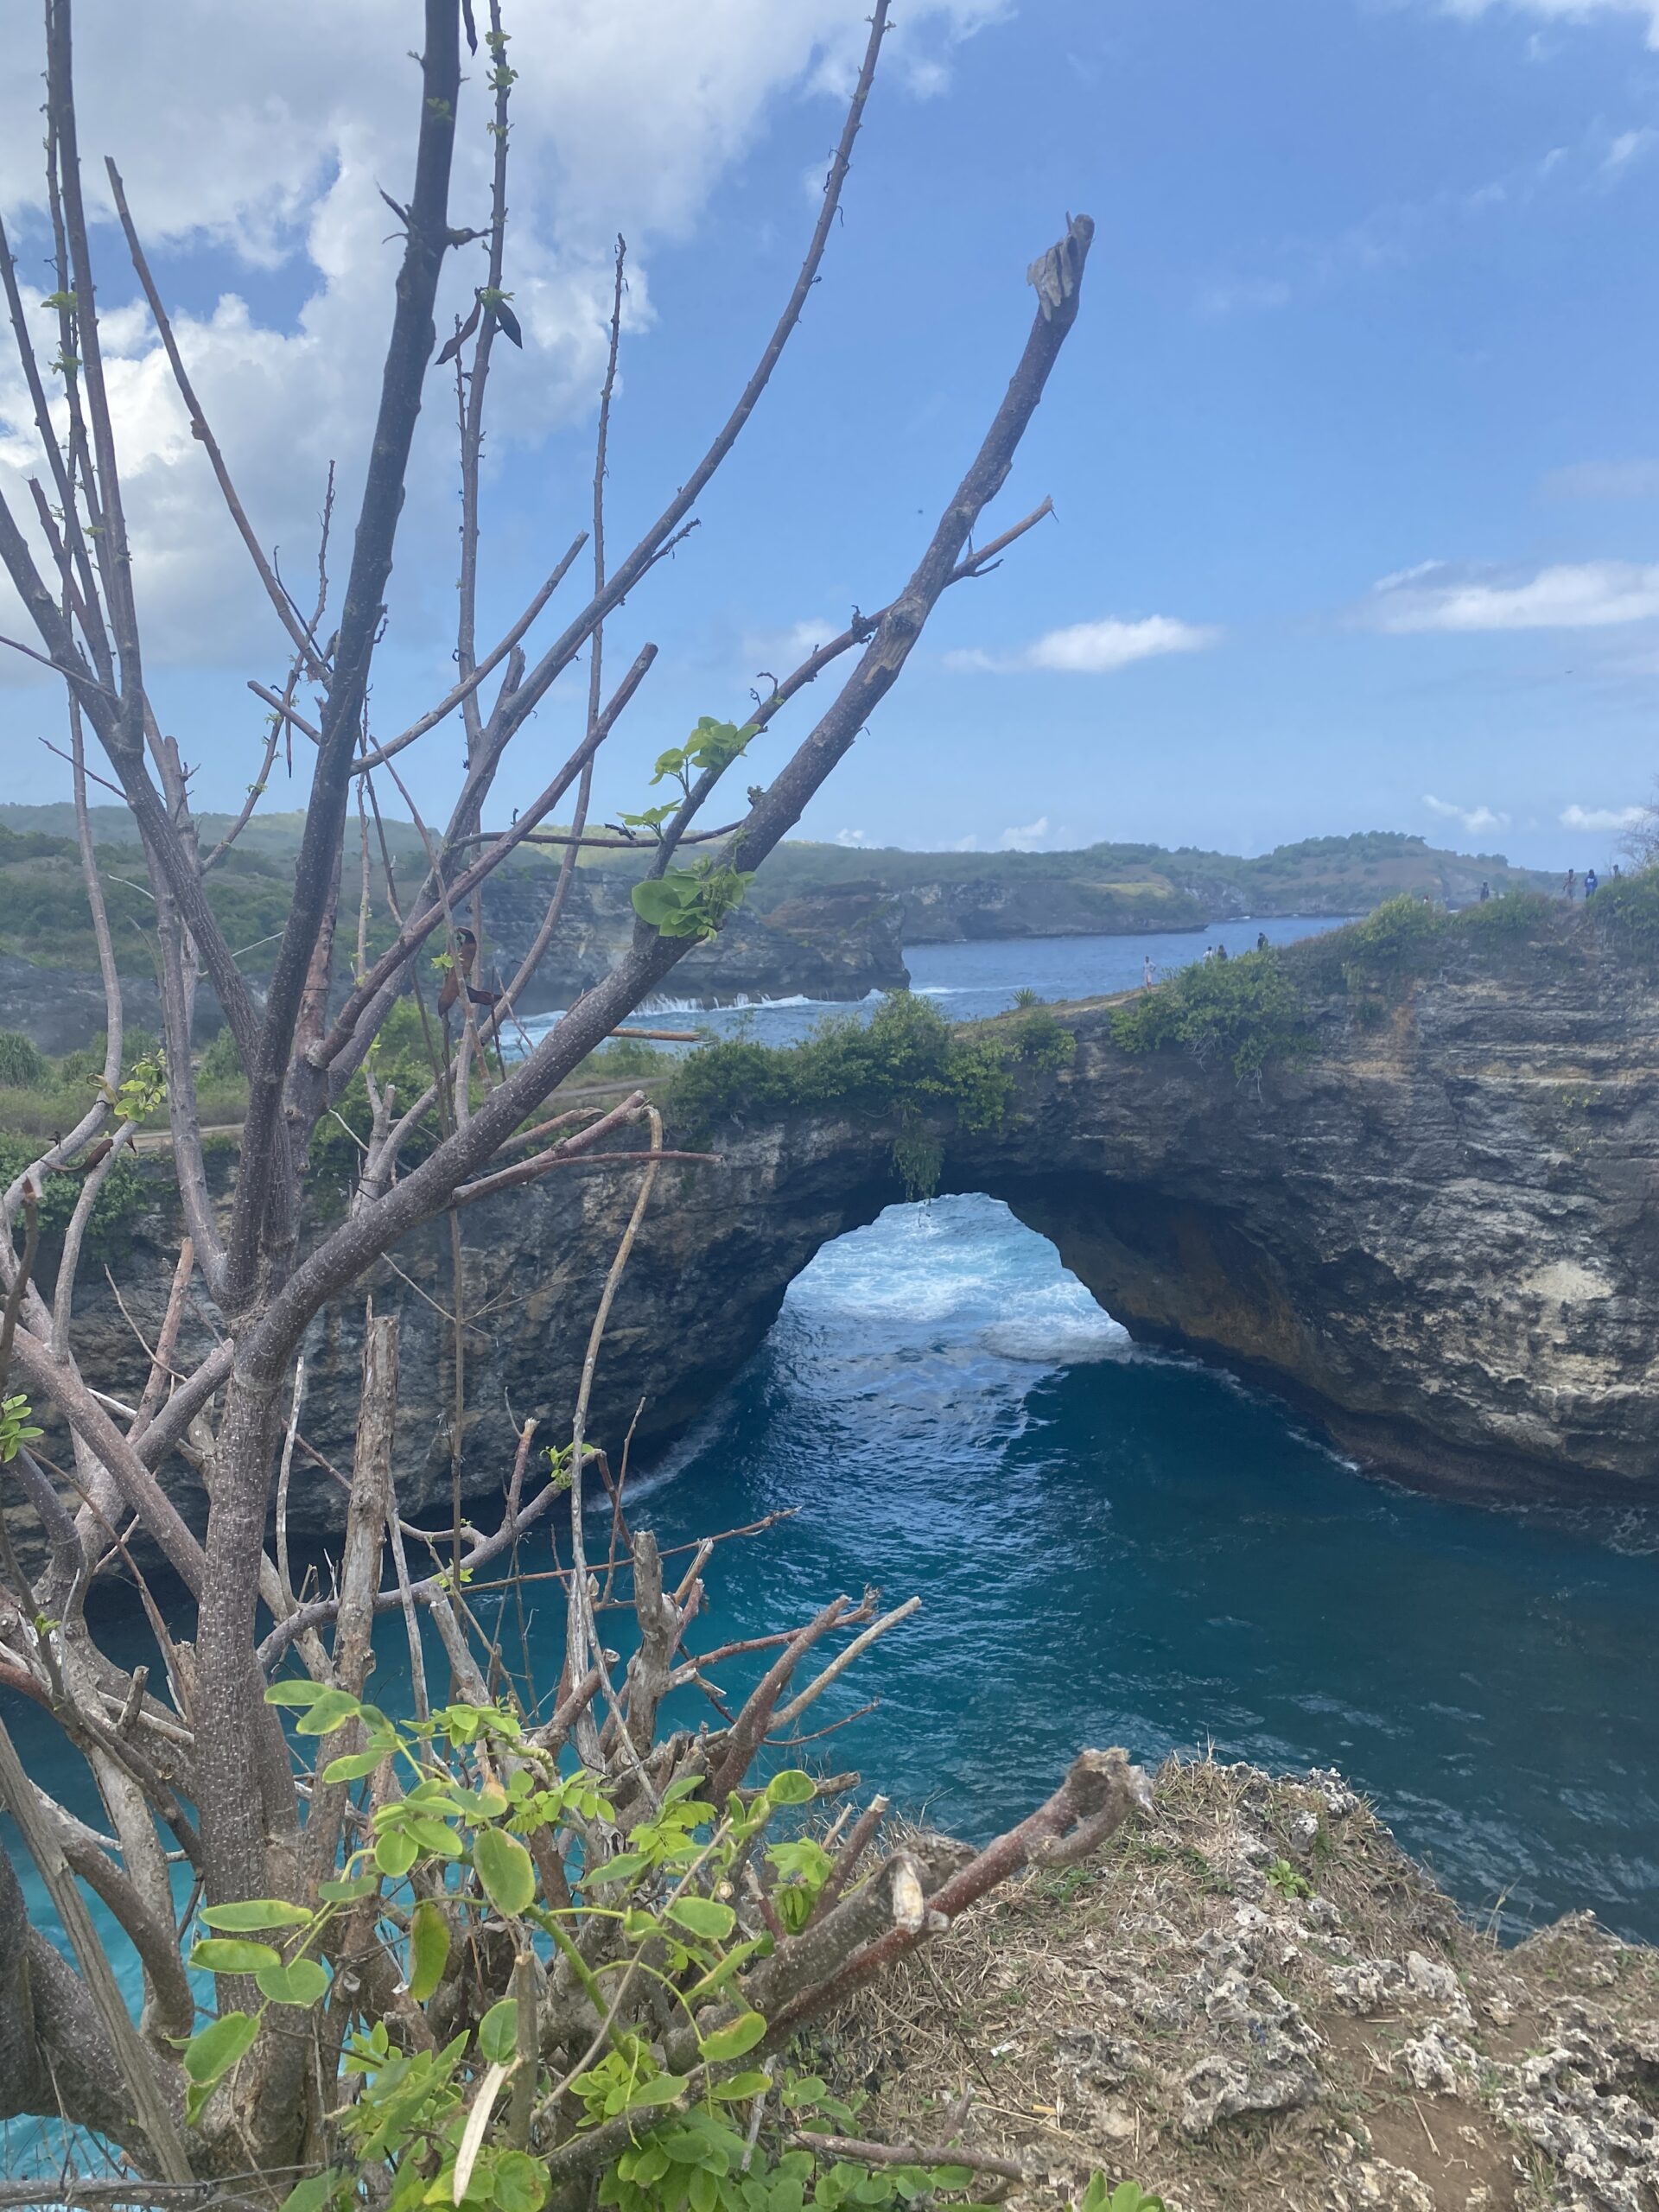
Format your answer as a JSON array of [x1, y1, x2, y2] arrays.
[[47, 907, 1659, 1550], [479, 862, 906, 1010]]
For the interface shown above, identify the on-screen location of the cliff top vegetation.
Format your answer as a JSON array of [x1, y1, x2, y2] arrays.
[[0, 808, 1558, 978]]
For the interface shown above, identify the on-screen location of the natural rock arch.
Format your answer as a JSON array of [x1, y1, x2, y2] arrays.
[[56, 921, 1659, 1554]]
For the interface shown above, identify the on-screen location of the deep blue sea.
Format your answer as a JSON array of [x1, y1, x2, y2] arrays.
[[530, 918, 1659, 1945], [6, 917, 1658, 2167]]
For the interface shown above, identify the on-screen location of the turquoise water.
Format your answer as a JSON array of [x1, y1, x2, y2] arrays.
[[7, 913, 1658, 2123], [624, 1191, 1659, 1943]]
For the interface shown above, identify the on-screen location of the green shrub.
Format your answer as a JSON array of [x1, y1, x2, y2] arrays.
[[0, 1030, 48, 1089], [576, 1034, 675, 1083], [1111, 949, 1311, 1080], [1342, 891, 1446, 972], [1007, 1002, 1077, 1071], [198, 1024, 245, 1087], [0, 1131, 146, 1249], [1592, 866, 1659, 957], [1457, 888, 1552, 939], [666, 990, 1076, 1191]]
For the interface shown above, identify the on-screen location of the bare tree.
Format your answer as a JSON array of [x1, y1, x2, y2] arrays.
[[0, 0, 1103, 2196]]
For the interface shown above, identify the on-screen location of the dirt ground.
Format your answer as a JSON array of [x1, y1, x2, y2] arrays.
[[812, 1758, 1659, 2212]]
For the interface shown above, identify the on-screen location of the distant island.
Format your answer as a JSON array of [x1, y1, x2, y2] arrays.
[[0, 805, 1559, 1049]]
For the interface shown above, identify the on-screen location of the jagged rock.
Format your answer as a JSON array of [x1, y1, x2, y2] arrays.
[[1489, 2023, 1659, 2211], [1330, 1959, 1408, 2015], [1306, 1770, 1361, 1817], [829, 1763, 1659, 2212], [1325, 2146, 1437, 2211], [1395, 2021, 1478, 2093], [1179, 2027, 1323, 2133]]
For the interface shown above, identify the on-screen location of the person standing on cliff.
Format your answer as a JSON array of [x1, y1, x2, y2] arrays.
[[1564, 868, 1577, 901], [1478, 880, 1490, 902], [1257, 930, 1269, 950], [1142, 954, 1155, 991], [1586, 868, 1599, 899]]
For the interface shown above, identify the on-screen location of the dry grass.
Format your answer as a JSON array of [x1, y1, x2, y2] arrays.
[[800, 1757, 1659, 2212]]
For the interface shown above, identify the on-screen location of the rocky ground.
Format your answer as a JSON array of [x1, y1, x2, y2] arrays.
[[818, 1759, 1658, 2212]]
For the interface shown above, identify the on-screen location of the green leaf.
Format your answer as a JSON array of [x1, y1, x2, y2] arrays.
[[478, 1997, 519, 2064], [322, 1748, 389, 1783], [622, 2071, 688, 2112], [579, 1848, 646, 1887], [279, 2172, 345, 2212], [200, 1899, 313, 1932], [318, 1872, 379, 1903], [375, 1828, 420, 1878], [181, 2009, 259, 2084], [191, 1937, 281, 1973], [293, 1688, 363, 1736], [666, 1895, 736, 1942], [474, 1826, 536, 1917], [698, 2011, 766, 2063], [493, 2152, 547, 2212], [256, 1958, 330, 2006], [928, 2170, 975, 2192], [408, 1897, 451, 2002], [709, 2070, 772, 2101], [659, 1775, 714, 1809], [264, 1677, 333, 1708], [631, 875, 701, 932], [405, 1815, 465, 1859], [765, 1770, 817, 1807]]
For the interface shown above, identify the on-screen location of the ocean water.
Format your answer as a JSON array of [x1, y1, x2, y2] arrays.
[[623, 1192, 1659, 1944], [7, 914, 1657, 2147], [517, 911, 1352, 1052], [574, 922, 1658, 1945]]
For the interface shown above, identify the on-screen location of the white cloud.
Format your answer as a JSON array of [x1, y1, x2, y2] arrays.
[[1423, 793, 1512, 836], [834, 827, 868, 847], [1541, 458, 1659, 499], [1561, 802, 1645, 830], [1000, 816, 1049, 850], [1361, 558, 1659, 632], [1602, 126, 1657, 174], [950, 834, 979, 852], [949, 613, 1220, 675], [0, 0, 997, 679], [1440, 0, 1659, 48]]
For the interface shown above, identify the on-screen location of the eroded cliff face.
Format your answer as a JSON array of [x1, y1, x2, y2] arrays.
[[480, 865, 906, 1010], [54, 919, 1659, 1550]]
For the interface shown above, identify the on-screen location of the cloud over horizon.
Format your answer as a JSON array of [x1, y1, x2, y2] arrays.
[[1561, 801, 1646, 830], [1424, 793, 1512, 836]]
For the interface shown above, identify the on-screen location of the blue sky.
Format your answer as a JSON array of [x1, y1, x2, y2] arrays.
[[3, 0, 1658, 868]]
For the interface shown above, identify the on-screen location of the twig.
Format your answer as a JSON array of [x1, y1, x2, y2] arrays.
[[788, 2133, 1031, 2184]]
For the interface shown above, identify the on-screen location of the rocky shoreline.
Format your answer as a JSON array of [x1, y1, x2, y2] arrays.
[[836, 1757, 1659, 2211]]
